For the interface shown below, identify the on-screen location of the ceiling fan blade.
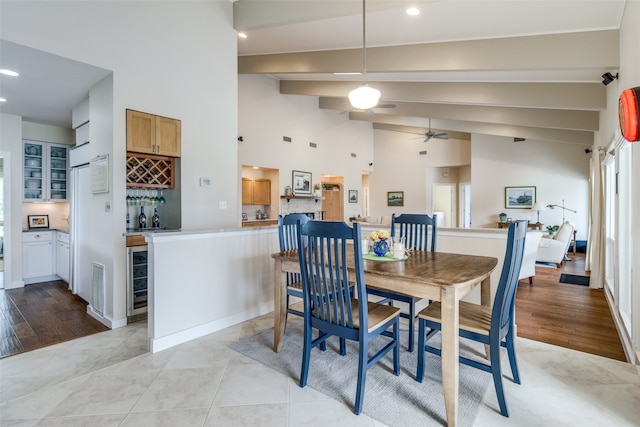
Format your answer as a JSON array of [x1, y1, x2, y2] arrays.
[[433, 133, 449, 139], [375, 103, 396, 109]]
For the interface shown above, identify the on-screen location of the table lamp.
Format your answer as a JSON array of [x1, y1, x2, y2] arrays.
[[530, 202, 544, 224]]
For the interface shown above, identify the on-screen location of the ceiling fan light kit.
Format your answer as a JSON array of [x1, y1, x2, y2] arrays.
[[349, 0, 381, 111], [348, 84, 381, 110]]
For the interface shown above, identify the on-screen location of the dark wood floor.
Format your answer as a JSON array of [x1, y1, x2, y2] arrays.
[[0, 280, 109, 358], [0, 257, 627, 362], [516, 253, 627, 362]]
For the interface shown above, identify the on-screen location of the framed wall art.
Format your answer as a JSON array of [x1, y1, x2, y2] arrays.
[[505, 186, 536, 209], [28, 215, 49, 229], [292, 170, 312, 195], [348, 190, 358, 203], [387, 191, 404, 207]]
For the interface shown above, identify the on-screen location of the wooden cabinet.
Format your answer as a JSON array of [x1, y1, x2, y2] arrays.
[[242, 220, 278, 228], [23, 231, 55, 283], [126, 109, 181, 157], [23, 141, 69, 202], [56, 232, 70, 283], [242, 178, 270, 205]]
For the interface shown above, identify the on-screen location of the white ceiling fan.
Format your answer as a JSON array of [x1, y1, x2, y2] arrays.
[[411, 118, 449, 142], [341, 103, 396, 116]]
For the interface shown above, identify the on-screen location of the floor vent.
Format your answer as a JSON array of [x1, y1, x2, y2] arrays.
[[91, 262, 106, 316]]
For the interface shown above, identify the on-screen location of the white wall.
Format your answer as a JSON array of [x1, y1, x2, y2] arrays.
[[0, 114, 22, 288], [238, 75, 373, 222], [597, 0, 640, 364], [1, 1, 238, 324], [471, 134, 590, 240], [370, 129, 471, 217]]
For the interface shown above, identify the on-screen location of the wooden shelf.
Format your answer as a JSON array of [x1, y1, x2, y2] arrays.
[[126, 152, 174, 188], [281, 195, 324, 203]]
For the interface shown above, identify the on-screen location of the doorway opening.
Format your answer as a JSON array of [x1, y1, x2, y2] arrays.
[[432, 183, 456, 227]]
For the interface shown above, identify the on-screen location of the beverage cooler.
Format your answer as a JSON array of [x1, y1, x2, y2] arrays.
[[127, 246, 148, 317]]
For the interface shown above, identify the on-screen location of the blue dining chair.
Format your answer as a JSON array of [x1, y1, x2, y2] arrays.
[[297, 221, 401, 415], [416, 220, 527, 417], [368, 213, 437, 352], [277, 214, 312, 323]]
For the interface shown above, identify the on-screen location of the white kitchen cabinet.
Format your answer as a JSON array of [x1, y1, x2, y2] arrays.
[[23, 231, 56, 283], [23, 140, 69, 202], [56, 232, 70, 283]]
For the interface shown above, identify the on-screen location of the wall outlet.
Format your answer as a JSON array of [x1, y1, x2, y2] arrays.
[[219, 201, 227, 209], [105, 202, 111, 212]]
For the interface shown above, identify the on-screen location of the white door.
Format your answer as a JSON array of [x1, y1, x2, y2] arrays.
[[71, 164, 92, 302], [460, 183, 472, 228]]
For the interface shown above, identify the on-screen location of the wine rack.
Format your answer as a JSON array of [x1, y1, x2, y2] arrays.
[[126, 152, 174, 188]]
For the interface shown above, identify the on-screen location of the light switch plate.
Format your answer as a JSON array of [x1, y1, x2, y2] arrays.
[[219, 201, 227, 209], [200, 177, 211, 187]]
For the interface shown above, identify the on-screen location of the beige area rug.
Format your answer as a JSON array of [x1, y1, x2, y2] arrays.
[[230, 317, 492, 426]]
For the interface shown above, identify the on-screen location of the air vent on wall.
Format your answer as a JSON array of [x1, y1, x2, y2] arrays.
[[351, 153, 357, 157], [283, 136, 292, 142], [310, 142, 317, 148], [419, 150, 427, 156]]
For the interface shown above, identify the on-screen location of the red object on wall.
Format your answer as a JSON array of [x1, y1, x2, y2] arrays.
[[619, 86, 639, 142]]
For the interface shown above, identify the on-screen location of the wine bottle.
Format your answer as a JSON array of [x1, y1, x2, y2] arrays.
[[152, 207, 160, 228], [138, 206, 147, 229]]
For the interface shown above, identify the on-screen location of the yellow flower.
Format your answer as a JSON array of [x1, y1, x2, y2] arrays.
[[369, 229, 389, 241]]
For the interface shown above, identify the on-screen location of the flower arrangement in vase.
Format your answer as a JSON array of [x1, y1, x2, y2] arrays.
[[369, 229, 391, 256]]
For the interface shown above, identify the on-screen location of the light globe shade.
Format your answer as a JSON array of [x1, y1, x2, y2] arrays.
[[348, 84, 381, 110]]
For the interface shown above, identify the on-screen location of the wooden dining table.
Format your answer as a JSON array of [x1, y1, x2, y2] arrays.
[[271, 248, 498, 427]]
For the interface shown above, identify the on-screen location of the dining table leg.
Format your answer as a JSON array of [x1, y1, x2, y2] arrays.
[[440, 286, 460, 427], [273, 258, 286, 352], [481, 276, 492, 360]]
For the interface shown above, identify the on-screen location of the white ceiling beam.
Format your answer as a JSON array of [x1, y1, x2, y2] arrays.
[[320, 98, 598, 131], [283, 81, 605, 110], [238, 30, 619, 73], [358, 114, 594, 145]]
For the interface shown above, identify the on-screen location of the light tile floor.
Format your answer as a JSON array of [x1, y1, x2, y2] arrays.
[[1, 313, 639, 426]]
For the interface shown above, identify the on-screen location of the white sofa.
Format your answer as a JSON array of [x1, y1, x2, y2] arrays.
[[519, 231, 543, 284], [536, 221, 575, 267], [352, 215, 392, 227]]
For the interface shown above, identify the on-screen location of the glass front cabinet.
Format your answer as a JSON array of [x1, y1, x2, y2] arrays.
[[23, 140, 69, 202]]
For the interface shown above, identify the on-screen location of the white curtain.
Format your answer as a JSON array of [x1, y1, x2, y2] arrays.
[[586, 148, 605, 288]]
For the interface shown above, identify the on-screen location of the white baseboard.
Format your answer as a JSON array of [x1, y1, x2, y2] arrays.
[[150, 302, 274, 353], [603, 286, 638, 365], [87, 306, 127, 329]]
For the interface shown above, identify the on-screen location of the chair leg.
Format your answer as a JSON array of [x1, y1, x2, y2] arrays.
[[354, 339, 368, 415], [393, 319, 400, 376], [505, 330, 521, 384], [416, 318, 426, 382], [490, 341, 509, 417], [528, 276, 533, 285], [300, 323, 312, 388]]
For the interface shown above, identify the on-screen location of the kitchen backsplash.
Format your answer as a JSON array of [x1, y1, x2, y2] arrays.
[[22, 202, 70, 229]]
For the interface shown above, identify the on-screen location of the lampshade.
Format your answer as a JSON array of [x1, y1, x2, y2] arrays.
[[530, 202, 543, 211], [348, 84, 381, 110]]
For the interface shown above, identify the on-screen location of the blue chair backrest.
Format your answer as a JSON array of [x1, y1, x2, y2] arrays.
[[390, 213, 437, 251], [297, 221, 366, 334], [492, 220, 527, 334], [278, 213, 311, 251]]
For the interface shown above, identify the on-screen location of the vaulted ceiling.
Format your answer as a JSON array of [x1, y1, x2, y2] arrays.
[[234, 0, 626, 146]]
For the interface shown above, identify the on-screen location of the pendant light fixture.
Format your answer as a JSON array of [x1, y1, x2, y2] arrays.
[[348, 0, 381, 110]]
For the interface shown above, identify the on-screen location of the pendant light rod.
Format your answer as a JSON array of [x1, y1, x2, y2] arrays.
[[348, 0, 381, 110], [361, 0, 367, 82]]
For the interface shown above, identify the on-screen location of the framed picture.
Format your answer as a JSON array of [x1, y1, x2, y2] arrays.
[[348, 190, 358, 203], [387, 191, 404, 207], [28, 215, 49, 229], [292, 170, 312, 195], [505, 186, 536, 209]]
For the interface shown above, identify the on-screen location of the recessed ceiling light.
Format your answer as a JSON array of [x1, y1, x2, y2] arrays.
[[0, 69, 19, 77], [0, 98, 6, 102], [406, 7, 420, 16], [238, 32, 247, 39]]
